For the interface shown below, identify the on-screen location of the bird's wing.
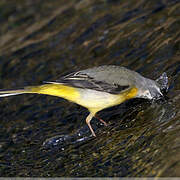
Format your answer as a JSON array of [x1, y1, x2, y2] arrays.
[[45, 70, 130, 94]]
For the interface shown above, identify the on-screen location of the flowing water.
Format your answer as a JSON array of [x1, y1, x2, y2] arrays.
[[0, 0, 179, 177]]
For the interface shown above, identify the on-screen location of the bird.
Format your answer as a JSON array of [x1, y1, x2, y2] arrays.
[[0, 65, 168, 137]]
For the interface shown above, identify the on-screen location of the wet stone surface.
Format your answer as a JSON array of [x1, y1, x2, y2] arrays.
[[0, 0, 180, 177]]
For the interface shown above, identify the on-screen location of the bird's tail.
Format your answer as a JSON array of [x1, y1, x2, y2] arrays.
[[0, 84, 79, 102], [0, 87, 31, 97], [0, 85, 53, 98]]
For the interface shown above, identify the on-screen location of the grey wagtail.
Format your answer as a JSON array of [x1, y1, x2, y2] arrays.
[[0, 65, 168, 137]]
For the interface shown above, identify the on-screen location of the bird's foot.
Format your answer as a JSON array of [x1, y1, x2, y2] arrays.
[[95, 115, 108, 126]]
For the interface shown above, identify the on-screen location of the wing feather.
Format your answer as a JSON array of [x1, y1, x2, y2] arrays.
[[46, 71, 129, 94]]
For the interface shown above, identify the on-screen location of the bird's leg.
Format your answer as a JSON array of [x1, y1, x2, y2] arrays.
[[86, 113, 96, 137], [95, 114, 108, 126]]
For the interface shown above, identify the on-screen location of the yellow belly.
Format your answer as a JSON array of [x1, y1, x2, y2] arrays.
[[27, 84, 138, 114], [77, 87, 138, 114]]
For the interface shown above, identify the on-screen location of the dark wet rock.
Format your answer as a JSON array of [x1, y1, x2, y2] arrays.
[[0, 0, 179, 177]]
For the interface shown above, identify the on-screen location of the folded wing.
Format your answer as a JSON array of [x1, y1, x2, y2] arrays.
[[46, 71, 129, 94]]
